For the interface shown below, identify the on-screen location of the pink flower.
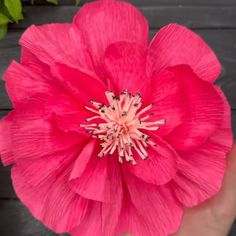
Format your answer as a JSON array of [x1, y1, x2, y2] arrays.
[[0, 0, 233, 235]]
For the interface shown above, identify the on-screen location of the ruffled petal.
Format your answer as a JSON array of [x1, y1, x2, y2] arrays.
[[148, 69, 186, 136], [73, 0, 148, 78], [52, 63, 108, 106], [9, 105, 86, 162], [172, 146, 227, 207], [172, 90, 232, 207], [104, 42, 150, 98], [20, 23, 93, 73], [69, 140, 108, 202], [207, 86, 233, 153], [116, 193, 153, 236], [101, 156, 123, 236], [128, 135, 177, 185], [148, 23, 221, 83], [165, 65, 224, 151], [124, 171, 183, 236], [54, 109, 90, 134], [0, 111, 15, 166], [12, 147, 88, 233], [3, 61, 50, 108], [70, 202, 102, 236]]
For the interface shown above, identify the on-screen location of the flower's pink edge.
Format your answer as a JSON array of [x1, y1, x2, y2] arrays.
[[115, 170, 184, 236], [0, 111, 14, 166], [127, 134, 178, 186], [171, 86, 233, 207], [164, 65, 225, 151], [19, 23, 95, 79], [72, 0, 149, 81], [6, 104, 92, 233], [148, 23, 221, 83], [11, 149, 90, 234], [103, 41, 150, 99], [146, 68, 186, 137]]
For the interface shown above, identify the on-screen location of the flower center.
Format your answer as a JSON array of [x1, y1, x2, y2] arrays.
[[81, 91, 165, 165]]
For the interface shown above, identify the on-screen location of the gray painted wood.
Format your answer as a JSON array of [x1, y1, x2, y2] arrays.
[[22, 0, 236, 6], [0, 200, 68, 236], [0, 200, 235, 236], [1, 29, 236, 109], [7, 6, 236, 30]]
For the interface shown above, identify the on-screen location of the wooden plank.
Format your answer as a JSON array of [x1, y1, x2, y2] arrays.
[[0, 200, 235, 236], [1, 29, 236, 109], [0, 200, 67, 235], [7, 6, 236, 29], [22, 0, 236, 6]]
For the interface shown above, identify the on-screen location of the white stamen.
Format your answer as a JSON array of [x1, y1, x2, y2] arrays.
[[81, 91, 165, 164]]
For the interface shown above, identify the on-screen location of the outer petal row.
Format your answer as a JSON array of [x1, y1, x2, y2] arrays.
[[148, 24, 221, 83]]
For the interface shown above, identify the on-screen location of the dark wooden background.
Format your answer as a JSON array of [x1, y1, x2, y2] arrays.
[[0, 0, 236, 235]]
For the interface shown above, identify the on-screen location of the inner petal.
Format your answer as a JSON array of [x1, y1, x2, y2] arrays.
[[81, 91, 165, 165]]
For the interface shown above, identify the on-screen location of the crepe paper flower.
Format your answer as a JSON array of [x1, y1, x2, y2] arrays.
[[0, 0, 233, 235]]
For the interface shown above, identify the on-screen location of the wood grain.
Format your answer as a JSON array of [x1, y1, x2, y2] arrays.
[[21, 0, 236, 6], [0, 200, 68, 236], [1, 29, 236, 109], [7, 6, 236, 30]]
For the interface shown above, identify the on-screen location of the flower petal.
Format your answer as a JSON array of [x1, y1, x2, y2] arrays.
[[148, 24, 221, 83], [0, 111, 14, 166], [101, 157, 123, 236], [54, 109, 90, 134], [148, 69, 186, 136], [70, 152, 123, 236], [69, 140, 108, 202], [52, 63, 108, 106], [116, 193, 153, 236], [128, 135, 177, 185], [207, 86, 233, 153], [70, 202, 102, 236], [172, 91, 232, 207], [9, 105, 86, 162], [172, 146, 227, 207], [3, 61, 51, 108], [165, 65, 224, 151], [12, 147, 88, 233], [124, 171, 183, 236], [20, 24, 93, 73], [73, 0, 148, 77], [104, 42, 150, 98]]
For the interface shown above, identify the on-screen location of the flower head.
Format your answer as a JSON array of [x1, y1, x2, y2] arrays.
[[0, 0, 233, 236]]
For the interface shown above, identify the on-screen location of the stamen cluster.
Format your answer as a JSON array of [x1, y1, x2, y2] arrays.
[[81, 91, 165, 165]]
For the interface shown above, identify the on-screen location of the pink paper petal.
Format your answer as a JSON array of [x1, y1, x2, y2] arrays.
[[12, 149, 88, 233], [128, 135, 177, 185], [124, 171, 183, 236], [165, 65, 224, 151], [52, 63, 108, 106], [0, 111, 15, 166], [70, 201, 102, 236], [148, 69, 186, 136], [69, 140, 108, 202], [104, 42, 150, 98], [73, 0, 148, 79], [148, 23, 221, 83], [3, 61, 50, 108], [101, 157, 123, 236], [20, 24, 93, 74]]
